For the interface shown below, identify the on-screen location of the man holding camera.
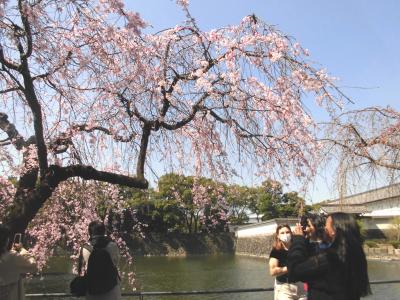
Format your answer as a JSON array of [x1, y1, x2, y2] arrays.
[[0, 224, 37, 300]]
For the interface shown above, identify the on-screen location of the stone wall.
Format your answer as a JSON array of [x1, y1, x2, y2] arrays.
[[127, 232, 236, 256], [235, 235, 273, 257], [235, 235, 400, 260], [364, 244, 400, 257]]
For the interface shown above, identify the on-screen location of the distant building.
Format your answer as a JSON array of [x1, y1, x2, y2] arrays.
[[226, 212, 264, 233], [247, 212, 263, 224], [319, 183, 400, 238], [233, 218, 299, 257], [234, 218, 298, 238]]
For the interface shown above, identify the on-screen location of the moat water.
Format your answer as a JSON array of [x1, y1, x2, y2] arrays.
[[26, 255, 400, 300]]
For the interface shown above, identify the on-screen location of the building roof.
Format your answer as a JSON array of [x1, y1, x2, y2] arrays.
[[321, 182, 400, 206], [319, 205, 371, 214], [234, 217, 299, 230]]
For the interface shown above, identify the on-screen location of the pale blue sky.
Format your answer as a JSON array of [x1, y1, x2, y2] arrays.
[[126, 1, 400, 202]]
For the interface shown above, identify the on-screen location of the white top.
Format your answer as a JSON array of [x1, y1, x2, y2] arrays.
[[0, 249, 37, 300]]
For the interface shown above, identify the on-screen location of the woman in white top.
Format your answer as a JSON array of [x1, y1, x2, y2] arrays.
[[81, 221, 121, 300], [0, 225, 37, 300]]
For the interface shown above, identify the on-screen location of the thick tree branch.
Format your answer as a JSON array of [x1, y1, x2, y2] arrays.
[[118, 93, 149, 124], [0, 45, 21, 70], [52, 165, 148, 188], [136, 124, 151, 179], [18, 0, 33, 59], [21, 59, 48, 174], [208, 109, 271, 139], [4, 164, 148, 235], [0, 112, 28, 150], [0, 87, 21, 94], [158, 93, 209, 130], [348, 124, 368, 147]]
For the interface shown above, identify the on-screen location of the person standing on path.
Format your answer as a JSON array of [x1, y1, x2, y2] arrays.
[[269, 224, 307, 300], [81, 220, 121, 300], [0, 224, 37, 300]]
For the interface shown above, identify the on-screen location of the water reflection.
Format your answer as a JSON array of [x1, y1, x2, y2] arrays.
[[26, 255, 400, 300]]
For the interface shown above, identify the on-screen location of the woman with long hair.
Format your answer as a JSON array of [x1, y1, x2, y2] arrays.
[[288, 212, 371, 300], [269, 224, 306, 300]]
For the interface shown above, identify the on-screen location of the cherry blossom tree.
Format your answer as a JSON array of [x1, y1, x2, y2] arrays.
[[0, 0, 147, 238], [170, 176, 228, 233], [322, 106, 400, 195], [1, 0, 346, 261]]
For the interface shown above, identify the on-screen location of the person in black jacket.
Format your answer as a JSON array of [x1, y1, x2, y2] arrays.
[[287, 212, 371, 300]]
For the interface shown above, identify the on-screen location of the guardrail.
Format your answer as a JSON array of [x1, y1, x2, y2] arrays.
[[27, 287, 273, 299], [26, 279, 400, 299]]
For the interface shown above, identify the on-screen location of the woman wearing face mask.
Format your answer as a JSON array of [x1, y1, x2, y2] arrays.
[[269, 225, 306, 300], [287, 212, 371, 300]]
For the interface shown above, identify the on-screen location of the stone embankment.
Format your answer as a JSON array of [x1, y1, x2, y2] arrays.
[[364, 244, 400, 261], [235, 236, 400, 261], [235, 236, 272, 258], [127, 232, 235, 256]]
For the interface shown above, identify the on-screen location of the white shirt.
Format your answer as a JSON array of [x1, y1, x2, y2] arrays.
[[0, 249, 37, 300]]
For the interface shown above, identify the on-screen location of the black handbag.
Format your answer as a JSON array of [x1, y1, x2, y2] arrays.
[[70, 246, 87, 297], [70, 275, 87, 296]]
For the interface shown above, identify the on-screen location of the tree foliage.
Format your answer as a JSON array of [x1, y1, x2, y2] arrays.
[[1, 0, 345, 268], [224, 185, 251, 225], [323, 107, 400, 197], [123, 175, 307, 231]]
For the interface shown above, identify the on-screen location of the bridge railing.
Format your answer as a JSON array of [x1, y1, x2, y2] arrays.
[[25, 279, 400, 299]]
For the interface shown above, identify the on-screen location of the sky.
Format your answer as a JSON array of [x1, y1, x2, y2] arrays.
[[126, 0, 400, 203]]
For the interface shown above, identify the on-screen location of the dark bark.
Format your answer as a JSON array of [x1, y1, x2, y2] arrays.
[[4, 164, 148, 240], [0, 112, 28, 150], [136, 124, 151, 179], [20, 60, 48, 175]]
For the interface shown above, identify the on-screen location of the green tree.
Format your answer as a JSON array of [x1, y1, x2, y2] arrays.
[[156, 174, 197, 233], [256, 179, 282, 221], [225, 185, 250, 225], [277, 192, 305, 218], [154, 173, 227, 234], [247, 179, 306, 221]]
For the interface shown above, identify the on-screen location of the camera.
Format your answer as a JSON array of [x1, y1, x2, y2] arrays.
[[300, 215, 309, 234], [12, 233, 23, 252], [13, 233, 22, 244]]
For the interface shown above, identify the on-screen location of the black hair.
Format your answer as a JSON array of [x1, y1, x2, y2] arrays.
[[309, 213, 326, 240], [329, 212, 371, 297], [0, 224, 10, 255], [88, 220, 106, 237], [300, 213, 326, 240], [300, 214, 308, 231]]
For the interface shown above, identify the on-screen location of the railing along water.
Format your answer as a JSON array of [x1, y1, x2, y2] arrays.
[[26, 279, 400, 299]]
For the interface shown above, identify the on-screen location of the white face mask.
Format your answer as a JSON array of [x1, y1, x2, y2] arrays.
[[279, 234, 291, 244]]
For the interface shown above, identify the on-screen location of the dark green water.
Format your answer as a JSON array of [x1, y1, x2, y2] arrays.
[[26, 255, 400, 300]]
